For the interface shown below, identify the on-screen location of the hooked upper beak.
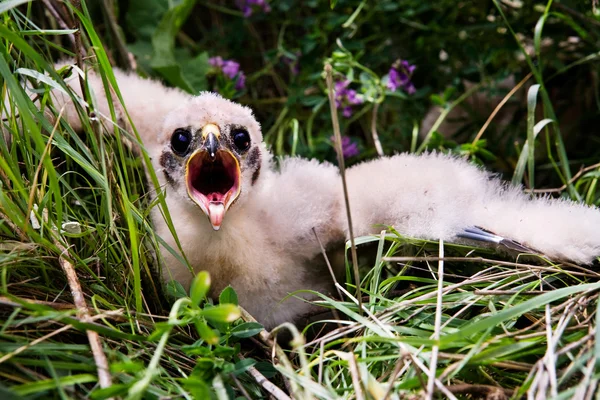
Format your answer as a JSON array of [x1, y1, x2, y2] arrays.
[[185, 124, 241, 230]]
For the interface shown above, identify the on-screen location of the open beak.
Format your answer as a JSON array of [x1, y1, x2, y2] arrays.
[[185, 124, 241, 230]]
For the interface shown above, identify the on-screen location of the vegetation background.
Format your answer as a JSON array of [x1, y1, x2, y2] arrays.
[[1, 0, 600, 398]]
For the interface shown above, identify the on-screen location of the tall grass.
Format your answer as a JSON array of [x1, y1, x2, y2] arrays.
[[0, 1, 599, 399]]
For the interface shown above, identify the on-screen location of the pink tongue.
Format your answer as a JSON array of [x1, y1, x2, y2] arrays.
[[208, 202, 225, 230]]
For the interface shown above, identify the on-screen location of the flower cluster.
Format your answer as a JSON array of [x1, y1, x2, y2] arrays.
[[208, 56, 246, 91], [334, 80, 363, 118], [331, 135, 360, 159], [236, 0, 271, 18], [387, 60, 416, 95]]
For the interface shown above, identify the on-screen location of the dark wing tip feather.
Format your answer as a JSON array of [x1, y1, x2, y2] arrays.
[[458, 226, 538, 254]]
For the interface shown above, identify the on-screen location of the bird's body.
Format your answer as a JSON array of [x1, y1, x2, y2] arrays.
[[43, 62, 600, 328]]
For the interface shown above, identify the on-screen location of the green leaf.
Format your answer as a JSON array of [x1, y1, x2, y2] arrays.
[[91, 383, 131, 400], [180, 51, 210, 93], [0, 0, 32, 15], [148, 322, 172, 341], [254, 361, 279, 379], [182, 377, 211, 400], [12, 374, 97, 396], [231, 322, 263, 338], [165, 280, 187, 299], [195, 320, 219, 345], [110, 361, 145, 374], [150, 0, 199, 92], [190, 271, 211, 306], [219, 286, 238, 306], [201, 304, 241, 324], [232, 358, 256, 375], [125, 0, 168, 41]]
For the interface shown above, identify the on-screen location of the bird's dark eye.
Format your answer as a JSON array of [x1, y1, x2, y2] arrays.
[[232, 129, 251, 152], [171, 128, 192, 156]]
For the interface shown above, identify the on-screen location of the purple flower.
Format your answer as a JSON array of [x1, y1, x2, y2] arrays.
[[208, 56, 224, 68], [209, 56, 246, 91], [222, 60, 240, 80], [282, 51, 301, 76], [235, 71, 246, 90], [236, 0, 271, 17], [331, 135, 360, 158], [387, 59, 416, 95], [334, 79, 363, 118]]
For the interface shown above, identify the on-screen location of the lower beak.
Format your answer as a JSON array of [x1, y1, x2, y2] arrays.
[[185, 149, 241, 230]]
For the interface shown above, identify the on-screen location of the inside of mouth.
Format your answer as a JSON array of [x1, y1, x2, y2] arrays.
[[187, 151, 239, 205]]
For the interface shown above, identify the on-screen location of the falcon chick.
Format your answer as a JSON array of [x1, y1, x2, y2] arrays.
[[45, 62, 600, 329]]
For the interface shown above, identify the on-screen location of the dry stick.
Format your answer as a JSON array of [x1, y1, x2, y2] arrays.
[[57, 245, 113, 389], [312, 227, 344, 300], [0, 310, 123, 365], [230, 373, 253, 400], [239, 308, 295, 395], [426, 240, 444, 400], [0, 324, 72, 365], [383, 256, 600, 278], [544, 303, 558, 398], [370, 102, 384, 157], [346, 352, 365, 400], [0, 208, 28, 242], [470, 72, 533, 146], [526, 161, 600, 194], [324, 63, 362, 314], [240, 355, 291, 400], [17, 101, 110, 388], [41, 0, 77, 49], [24, 108, 62, 231], [102, 0, 134, 71]]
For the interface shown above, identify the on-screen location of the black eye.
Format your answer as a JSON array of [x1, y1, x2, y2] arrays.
[[232, 129, 251, 152], [171, 128, 192, 156]]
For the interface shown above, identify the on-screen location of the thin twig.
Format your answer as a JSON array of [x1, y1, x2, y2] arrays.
[[239, 307, 296, 395], [242, 356, 291, 400], [24, 108, 62, 231], [346, 352, 365, 400], [64, 0, 88, 107], [230, 373, 252, 400], [370, 102, 384, 156], [426, 240, 444, 399], [0, 208, 28, 242], [101, 0, 134, 70], [56, 243, 113, 389], [470, 73, 532, 146], [526, 162, 600, 194], [383, 256, 600, 278], [40, 0, 77, 49], [544, 303, 558, 397], [553, 2, 600, 28], [0, 310, 123, 365], [0, 324, 72, 364], [312, 227, 344, 300], [324, 63, 363, 314]]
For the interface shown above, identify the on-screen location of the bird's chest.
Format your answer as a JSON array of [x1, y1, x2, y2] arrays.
[[188, 219, 288, 295]]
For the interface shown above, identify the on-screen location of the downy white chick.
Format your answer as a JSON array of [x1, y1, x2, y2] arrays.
[[41, 62, 600, 329]]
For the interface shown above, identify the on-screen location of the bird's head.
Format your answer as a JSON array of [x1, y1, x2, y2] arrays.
[[158, 92, 265, 230]]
